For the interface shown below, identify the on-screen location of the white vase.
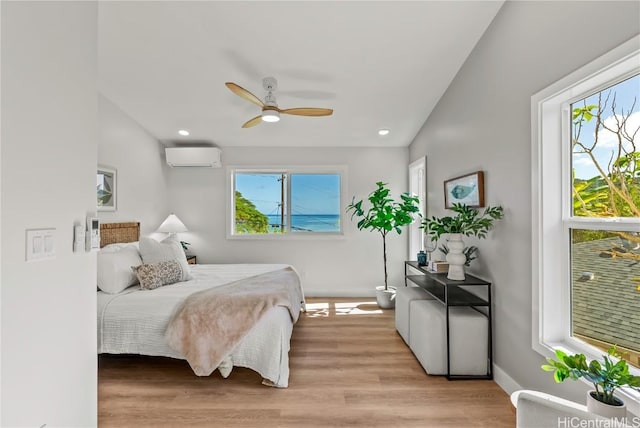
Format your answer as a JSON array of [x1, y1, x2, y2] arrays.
[[586, 391, 626, 420], [375, 285, 396, 309], [446, 233, 466, 280]]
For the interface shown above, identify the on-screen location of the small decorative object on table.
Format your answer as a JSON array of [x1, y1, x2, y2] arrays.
[[417, 250, 427, 266], [423, 237, 437, 264], [439, 243, 478, 267], [428, 260, 449, 273]]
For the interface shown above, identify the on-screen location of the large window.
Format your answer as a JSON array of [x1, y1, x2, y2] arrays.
[[532, 36, 639, 412], [230, 168, 343, 237], [570, 75, 640, 367]]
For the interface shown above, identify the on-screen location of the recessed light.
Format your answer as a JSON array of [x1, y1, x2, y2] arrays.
[[178, 129, 190, 136], [378, 129, 390, 136]]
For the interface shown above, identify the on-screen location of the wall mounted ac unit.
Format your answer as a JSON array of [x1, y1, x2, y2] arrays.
[[165, 147, 222, 168]]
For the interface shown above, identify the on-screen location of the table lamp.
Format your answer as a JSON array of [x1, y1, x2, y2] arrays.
[[156, 213, 188, 238]]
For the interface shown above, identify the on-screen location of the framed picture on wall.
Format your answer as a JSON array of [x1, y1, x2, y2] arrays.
[[444, 171, 484, 208], [97, 165, 117, 211]]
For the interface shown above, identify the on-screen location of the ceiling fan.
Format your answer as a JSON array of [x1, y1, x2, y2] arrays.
[[225, 77, 333, 128]]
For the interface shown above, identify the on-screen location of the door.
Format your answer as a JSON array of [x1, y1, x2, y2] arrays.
[[408, 157, 426, 259]]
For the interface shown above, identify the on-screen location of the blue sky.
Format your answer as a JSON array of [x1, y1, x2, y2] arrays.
[[572, 74, 639, 179], [235, 173, 340, 215]]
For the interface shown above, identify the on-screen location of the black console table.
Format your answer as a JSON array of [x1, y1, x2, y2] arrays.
[[404, 261, 493, 380]]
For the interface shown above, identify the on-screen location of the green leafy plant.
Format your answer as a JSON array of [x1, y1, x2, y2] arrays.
[[180, 241, 191, 253], [346, 182, 421, 290], [541, 347, 640, 406], [422, 203, 504, 242], [235, 190, 269, 234], [439, 244, 478, 267]]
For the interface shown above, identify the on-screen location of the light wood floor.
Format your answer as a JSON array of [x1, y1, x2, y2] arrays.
[[99, 297, 516, 427]]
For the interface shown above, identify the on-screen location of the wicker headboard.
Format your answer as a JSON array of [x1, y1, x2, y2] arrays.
[[100, 222, 140, 248]]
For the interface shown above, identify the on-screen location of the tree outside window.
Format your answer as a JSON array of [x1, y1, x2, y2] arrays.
[[570, 74, 640, 367]]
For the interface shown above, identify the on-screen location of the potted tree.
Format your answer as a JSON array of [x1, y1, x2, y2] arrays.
[[346, 182, 420, 308], [541, 347, 640, 419], [422, 203, 503, 280]]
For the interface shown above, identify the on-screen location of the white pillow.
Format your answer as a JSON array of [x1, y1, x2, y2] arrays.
[[139, 235, 192, 281], [101, 241, 139, 253], [97, 245, 142, 294]]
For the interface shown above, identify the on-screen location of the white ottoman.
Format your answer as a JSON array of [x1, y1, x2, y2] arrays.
[[395, 286, 433, 345], [409, 299, 488, 376]]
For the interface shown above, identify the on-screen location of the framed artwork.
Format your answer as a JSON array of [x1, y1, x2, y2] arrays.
[[97, 166, 117, 211], [444, 171, 484, 209]]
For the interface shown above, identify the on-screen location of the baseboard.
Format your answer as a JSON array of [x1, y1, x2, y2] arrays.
[[493, 364, 522, 396]]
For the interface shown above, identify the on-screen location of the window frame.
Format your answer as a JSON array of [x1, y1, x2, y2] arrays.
[[532, 35, 640, 414], [227, 165, 347, 240]]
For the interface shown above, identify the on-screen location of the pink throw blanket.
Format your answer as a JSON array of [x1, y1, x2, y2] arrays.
[[164, 267, 303, 376]]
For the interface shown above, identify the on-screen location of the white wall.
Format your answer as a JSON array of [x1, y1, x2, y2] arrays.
[[98, 95, 170, 235], [409, 1, 640, 404], [1, 2, 98, 426], [166, 147, 410, 296]]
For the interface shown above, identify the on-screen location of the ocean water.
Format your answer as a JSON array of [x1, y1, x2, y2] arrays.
[[266, 214, 340, 232]]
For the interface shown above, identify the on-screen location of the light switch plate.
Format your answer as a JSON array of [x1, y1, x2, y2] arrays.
[[26, 229, 56, 262]]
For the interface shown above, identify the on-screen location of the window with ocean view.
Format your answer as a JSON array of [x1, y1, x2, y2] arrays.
[[232, 170, 342, 236]]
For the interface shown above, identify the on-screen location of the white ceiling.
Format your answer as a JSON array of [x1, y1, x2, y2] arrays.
[[98, 1, 504, 148]]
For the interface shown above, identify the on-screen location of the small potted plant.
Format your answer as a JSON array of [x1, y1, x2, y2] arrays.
[[422, 203, 503, 280], [541, 347, 640, 419], [346, 182, 420, 308]]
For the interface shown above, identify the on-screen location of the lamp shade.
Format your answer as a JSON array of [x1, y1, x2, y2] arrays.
[[156, 214, 188, 234]]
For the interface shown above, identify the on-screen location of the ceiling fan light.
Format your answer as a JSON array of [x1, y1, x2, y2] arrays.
[[262, 110, 280, 122]]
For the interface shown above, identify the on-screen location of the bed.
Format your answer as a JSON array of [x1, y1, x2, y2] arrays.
[[96, 222, 304, 388]]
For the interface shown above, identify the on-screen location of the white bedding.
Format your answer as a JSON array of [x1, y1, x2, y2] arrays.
[[97, 263, 303, 387]]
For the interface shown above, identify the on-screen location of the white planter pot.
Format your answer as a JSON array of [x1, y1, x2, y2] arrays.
[[375, 286, 396, 309], [446, 233, 466, 280], [586, 391, 626, 420]]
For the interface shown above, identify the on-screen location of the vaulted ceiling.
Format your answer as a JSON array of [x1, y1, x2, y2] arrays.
[[98, 1, 504, 148]]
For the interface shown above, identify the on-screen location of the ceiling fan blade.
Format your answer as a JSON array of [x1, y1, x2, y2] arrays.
[[225, 82, 264, 108], [279, 107, 333, 117], [242, 115, 263, 128]]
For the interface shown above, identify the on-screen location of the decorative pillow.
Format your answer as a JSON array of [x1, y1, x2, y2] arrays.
[[139, 235, 192, 281], [97, 245, 142, 294], [132, 260, 184, 290]]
